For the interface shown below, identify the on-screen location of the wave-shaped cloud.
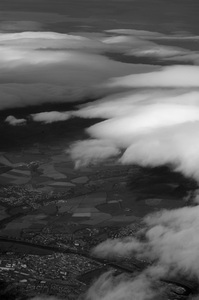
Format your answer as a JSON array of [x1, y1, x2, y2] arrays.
[[69, 65, 199, 182], [1, 29, 199, 111], [0, 30, 159, 110], [108, 65, 199, 88]]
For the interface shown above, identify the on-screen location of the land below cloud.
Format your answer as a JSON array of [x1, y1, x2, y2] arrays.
[[0, 136, 197, 299]]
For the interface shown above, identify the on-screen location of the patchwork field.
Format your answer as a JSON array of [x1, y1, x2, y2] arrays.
[[0, 143, 195, 241]]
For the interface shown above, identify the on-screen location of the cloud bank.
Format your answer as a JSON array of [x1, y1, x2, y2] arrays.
[[0, 30, 163, 111], [69, 64, 199, 182], [108, 65, 199, 88], [68, 140, 120, 168], [88, 203, 199, 300], [84, 271, 159, 300], [93, 205, 199, 279], [68, 62, 199, 299], [1, 28, 199, 111]]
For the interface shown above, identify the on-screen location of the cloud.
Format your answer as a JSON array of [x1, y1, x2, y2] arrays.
[[119, 124, 199, 181], [0, 83, 91, 110], [67, 53, 199, 299], [102, 33, 190, 60], [74, 89, 199, 119], [88, 192, 199, 299], [126, 45, 188, 59], [92, 204, 199, 293], [29, 272, 160, 300], [103, 29, 199, 63], [108, 65, 199, 88], [31, 111, 72, 124], [92, 237, 142, 259], [30, 297, 60, 300], [69, 66, 199, 182], [5, 115, 26, 126], [105, 28, 199, 41], [0, 30, 158, 110], [0, 21, 42, 32], [84, 271, 159, 300], [105, 29, 163, 37], [87, 103, 199, 140], [68, 139, 120, 168], [3, 28, 198, 111], [0, 31, 106, 52], [142, 206, 199, 275]]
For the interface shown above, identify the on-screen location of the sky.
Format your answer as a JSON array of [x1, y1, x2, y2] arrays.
[[2, 1, 199, 300], [1, 0, 199, 33]]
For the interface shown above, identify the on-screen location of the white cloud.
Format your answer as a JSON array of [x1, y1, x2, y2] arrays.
[[0, 30, 158, 110], [68, 139, 120, 168], [126, 45, 187, 59], [68, 59, 199, 299], [93, 204, 199, 283], [87, 104, 199, 141], [105, 28, 199, 41], [84, 271, 158, 300], [5, 115, 26, 126], [108, 65, 199, 88], [120, 124, 199, 181], [69, 66, 199, 182], [0, 31, 106, 52], [102, 34, 189, 60], [143, 206, 199, 278], [103, 29, 199, 64], [74, 90, 199, 120], [31, 111, 72, 124], [92, 237, 142, 259]]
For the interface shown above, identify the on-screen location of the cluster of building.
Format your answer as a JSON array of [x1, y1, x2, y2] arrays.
[[0, 251, 102, 299], [0, 185, 66, 209]]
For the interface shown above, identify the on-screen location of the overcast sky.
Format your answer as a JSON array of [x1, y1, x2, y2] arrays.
[[1, 0, 199, 34]]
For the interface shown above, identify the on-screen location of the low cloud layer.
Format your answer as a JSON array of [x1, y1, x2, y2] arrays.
[[93, 205, 199, 279], [88, 203, 199, 300], [68, 60, 199, 298], [0, 30, 161, 110], [84, 271, 159, 300], [68, 140, 120, 168], [108, 65, 199, 88], [59, 37, 199, 296], [69, 65, 199, 182], [1, 29, 199, 111]]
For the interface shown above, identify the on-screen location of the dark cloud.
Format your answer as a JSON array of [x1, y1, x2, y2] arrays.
[[0, 20, 42, 32], [1, 0, 199, 34]]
